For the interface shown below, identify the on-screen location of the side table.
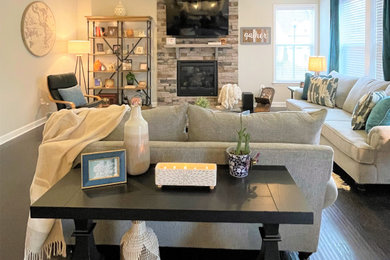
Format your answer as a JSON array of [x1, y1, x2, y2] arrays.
[[287, 86, 301, 99]]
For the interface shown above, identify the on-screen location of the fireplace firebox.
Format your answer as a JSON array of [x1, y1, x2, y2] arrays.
[[177, 61, 218, 96]]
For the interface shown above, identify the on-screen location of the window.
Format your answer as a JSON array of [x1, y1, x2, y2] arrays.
[[375, 0, 384, 80], [339, 0, 384, 79], [339, 0, 366, 77], [274, 5, 317, 82]]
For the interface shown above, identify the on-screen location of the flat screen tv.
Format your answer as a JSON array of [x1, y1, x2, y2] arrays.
[[166, 0, 229, 38]]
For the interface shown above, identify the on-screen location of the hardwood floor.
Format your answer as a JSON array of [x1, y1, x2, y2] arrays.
[[1, 125, 389, 260]]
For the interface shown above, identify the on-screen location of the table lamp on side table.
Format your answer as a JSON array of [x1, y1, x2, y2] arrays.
[[308, 56, 327, 76], [68, 40, 90, 94]]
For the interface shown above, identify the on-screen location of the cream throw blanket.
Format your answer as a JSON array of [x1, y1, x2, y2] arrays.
[[24, 105, 127, 260]]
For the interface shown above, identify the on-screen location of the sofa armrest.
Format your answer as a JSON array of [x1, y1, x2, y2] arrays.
[[293, 88, 303, 100], [367, 126, 390, 152]]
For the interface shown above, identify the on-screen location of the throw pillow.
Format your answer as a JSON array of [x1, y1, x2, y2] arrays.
[[302, 73, 331, 100], [351, 91, 387, 130], [307, 76, 339, 108], [187, 104, 327, 145], [365, 96, 390, 133], [343, 77, 390, 114], [329, 71, 359, 108], [58, 85, 87, 107]]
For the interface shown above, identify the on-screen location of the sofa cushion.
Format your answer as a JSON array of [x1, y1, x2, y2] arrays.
[[188, 104, 327, 144], [351, 91, 387, 130], [103, 103, 188, 141], [307, 76, 339, 108], [343, 77, 390, 113], [302, 73, 331, 100], [322, 121, 375, 164], [329, 71, 359, 108], [366, 97, 390, 133]]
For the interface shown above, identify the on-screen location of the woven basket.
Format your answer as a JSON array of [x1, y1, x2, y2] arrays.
[[120, 221, 160, 260]]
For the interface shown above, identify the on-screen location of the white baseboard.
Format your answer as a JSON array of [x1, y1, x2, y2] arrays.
[[272, 102, 286, 108], [0, 117, 46, 146], [151, 101, 158, 107]]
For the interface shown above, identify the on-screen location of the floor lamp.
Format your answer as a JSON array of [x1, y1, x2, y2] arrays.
[[68, 40, 90, 94], [308, 56, 327, 76]]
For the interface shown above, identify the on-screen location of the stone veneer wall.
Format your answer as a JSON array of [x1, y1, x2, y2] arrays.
[[157, 0, 238, 105]]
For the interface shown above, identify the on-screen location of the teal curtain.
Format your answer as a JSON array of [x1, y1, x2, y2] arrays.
[[384, 0, 390, 80], [328, 0, 339, 72]]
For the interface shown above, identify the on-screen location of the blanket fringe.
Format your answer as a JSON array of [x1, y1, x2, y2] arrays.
[[25, 241, 66, 260]]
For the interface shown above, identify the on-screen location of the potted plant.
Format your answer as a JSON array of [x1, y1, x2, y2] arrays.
[[195, 97, 210, 108], [126, 72, 136, 85], [226, 114, 258, 178]]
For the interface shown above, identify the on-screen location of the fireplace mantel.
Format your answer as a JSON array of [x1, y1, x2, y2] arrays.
[[164, 44, 232, 59]]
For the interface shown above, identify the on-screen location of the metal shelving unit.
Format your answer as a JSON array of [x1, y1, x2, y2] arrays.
[[86, 16, 152, 106]]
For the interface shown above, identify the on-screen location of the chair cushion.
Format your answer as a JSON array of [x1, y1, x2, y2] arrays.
[[188, 104, 327, 144], [307, 76, 339, 108], [366, 97, 390, 133], [322, 121, 375, 164], [343, 77, 390, 113], [329, 71, 359, 108], [58, 85, 87, 107], [351, 91, 387, 130]]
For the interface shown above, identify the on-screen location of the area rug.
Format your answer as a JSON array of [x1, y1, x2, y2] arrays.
[[332, 173, 351, 191]]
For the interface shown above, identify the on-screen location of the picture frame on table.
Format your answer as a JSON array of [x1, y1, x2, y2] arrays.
[[81, 149, 126, 189], [96, 43, 104, 54], [113, 44, 121, 55], [94, 78, 102, 87], [139, 63, 148, 70], [107, 26, 118, 37]]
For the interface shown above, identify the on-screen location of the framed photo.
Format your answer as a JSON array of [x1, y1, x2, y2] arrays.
[[113, 44, 121, 55], [240, 27, 271, 45], [107, 26, 118, 37], [166, 37, 176, 45], [96, 43, 104, 53], [81, 149, 126, 189], [123, 59, 132, 70], [94, 78, 102, 87], [139, 63, 148, 70], [98, 93, 118, 107], [134, 46, 144, 54]]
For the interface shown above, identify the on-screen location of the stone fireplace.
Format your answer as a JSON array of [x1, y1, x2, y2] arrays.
[[157, 0, 238, 105], [177, 61, 218, 97]]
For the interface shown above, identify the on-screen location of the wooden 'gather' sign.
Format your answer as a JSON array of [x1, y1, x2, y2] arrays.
[[240, 27, 271, 45]]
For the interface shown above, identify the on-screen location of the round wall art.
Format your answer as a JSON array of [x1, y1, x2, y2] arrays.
[[21, 1, 56, 57]]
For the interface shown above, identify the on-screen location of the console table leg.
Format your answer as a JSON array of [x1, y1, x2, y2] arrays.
[[258, 224, 281, 260], [72, 219, 104, 260]]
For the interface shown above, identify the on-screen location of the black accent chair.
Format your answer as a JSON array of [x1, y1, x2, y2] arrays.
[[47, 73, 103, 110]]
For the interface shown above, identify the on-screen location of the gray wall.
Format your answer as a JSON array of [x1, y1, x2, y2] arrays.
[[0, 126, 43, 260]]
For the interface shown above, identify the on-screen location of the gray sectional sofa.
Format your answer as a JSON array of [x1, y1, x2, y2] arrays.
[[66, 104, 338, 255], [287, 71, 390, 185]]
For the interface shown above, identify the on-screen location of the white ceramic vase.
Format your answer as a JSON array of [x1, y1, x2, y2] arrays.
[[120, 221, 160, 260], [124, 105, 150, 175], [114, 0, 126, 16]]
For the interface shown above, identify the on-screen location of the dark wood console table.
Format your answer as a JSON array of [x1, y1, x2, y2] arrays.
[[31, 165, 313, 260]]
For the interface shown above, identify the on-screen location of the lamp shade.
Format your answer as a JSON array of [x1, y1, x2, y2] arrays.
[[68, 40, 90, 54], [308, 56, 327, 72]]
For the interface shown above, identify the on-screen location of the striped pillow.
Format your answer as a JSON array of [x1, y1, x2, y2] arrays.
[[307, 76, 339, 108], [351, 91, 387, 130]]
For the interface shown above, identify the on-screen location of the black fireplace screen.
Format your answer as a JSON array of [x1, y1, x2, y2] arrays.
[[177, 61, 218, 96]]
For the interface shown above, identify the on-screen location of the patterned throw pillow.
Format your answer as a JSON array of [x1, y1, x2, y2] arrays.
[[307, 77, 339, 108], [351, 91, 387, 130]]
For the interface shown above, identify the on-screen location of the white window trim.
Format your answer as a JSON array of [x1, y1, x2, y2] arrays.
[[273, 4, 319, 83]]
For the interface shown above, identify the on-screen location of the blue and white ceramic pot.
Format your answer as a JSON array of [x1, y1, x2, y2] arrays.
[[226, 147, 251, 178]]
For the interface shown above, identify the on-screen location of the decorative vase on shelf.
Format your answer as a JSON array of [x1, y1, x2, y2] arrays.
[[114, 0, 127, 16], [124, 97, 150, 175], [120, 221, 160, 260]]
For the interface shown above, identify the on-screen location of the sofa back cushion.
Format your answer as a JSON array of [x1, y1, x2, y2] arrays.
[[187, 105, 327, 144], [343, 77, 390, 113], [329, 71, 359, 108], [103, 103, 188, 141]]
